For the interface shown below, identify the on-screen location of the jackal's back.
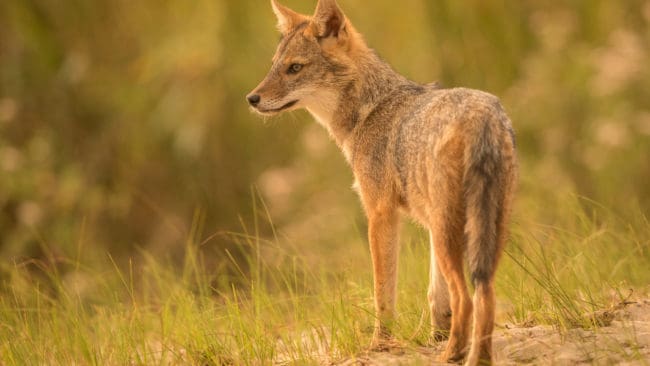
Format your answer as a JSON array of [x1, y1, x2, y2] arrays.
[[351, 86, 516, 227]]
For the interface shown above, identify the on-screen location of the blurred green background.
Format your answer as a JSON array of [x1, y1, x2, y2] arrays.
[[1, 0, 649, 266]]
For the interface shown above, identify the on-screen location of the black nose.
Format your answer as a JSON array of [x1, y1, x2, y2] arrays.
[[247, 94, 261, 106]]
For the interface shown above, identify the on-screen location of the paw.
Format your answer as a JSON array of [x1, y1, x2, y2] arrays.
[[369, 337, 391, 352], [438, 341, 467, 364], [438, 350, 466, 364], [369, 331, 392, 352], [369, 336, 404, 354]]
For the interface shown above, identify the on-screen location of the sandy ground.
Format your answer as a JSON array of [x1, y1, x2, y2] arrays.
[[334, 299, 650, 365]]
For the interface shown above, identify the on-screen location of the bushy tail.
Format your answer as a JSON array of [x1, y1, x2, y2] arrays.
[[463, 122, 513, 286]]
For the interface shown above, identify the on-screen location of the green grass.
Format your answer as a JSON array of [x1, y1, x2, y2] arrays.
[[0, 194, 648, 365]]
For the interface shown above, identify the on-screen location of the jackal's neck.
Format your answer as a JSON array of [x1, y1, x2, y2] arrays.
[[307, 50, 411, 156]]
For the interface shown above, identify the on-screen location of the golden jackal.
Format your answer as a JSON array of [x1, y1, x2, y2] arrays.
[[246, 0, 517, 364]]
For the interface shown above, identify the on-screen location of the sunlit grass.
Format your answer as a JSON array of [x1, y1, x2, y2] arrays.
[[500, 195, 650, 330], [0, 194, 648, 364]]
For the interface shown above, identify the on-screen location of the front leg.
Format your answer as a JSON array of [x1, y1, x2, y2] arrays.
[[367, 206, 401, 350]]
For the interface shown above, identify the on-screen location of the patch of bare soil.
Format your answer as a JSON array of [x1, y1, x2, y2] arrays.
[[335, 299, 650, 365]]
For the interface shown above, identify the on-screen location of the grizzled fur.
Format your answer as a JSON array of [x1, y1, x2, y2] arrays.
[[247, 1, 517, 365]]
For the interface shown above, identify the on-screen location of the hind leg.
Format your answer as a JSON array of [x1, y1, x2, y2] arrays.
[[428, 230, 451, 342], [430, 212, 472, 363], [465, 203, 511, 365], [465, 279, 496, 365]]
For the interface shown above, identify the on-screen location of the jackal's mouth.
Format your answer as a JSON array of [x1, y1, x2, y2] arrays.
[[257, 100, 299, 114]]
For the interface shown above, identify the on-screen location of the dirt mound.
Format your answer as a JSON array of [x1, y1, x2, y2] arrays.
[[336, 300, 650, 365]]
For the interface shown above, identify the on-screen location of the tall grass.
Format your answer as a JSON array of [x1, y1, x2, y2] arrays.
[[0, 193, 648, 364], [500, 195, 650, 329]]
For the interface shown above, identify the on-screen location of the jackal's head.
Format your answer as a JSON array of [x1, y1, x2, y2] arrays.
[[246, 0, 361, 119]]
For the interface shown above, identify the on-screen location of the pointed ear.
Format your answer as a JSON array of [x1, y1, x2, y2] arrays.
[[311, 0, 346, 38], [271, 0, 308, 34]]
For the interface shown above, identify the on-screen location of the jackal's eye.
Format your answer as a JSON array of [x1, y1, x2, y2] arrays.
[[287, 63, 303, 74]]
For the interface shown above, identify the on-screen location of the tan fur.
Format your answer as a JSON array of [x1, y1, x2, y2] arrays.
[[247, 1, 517, 364]]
